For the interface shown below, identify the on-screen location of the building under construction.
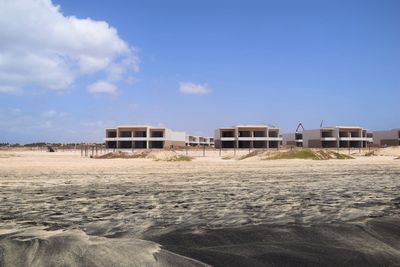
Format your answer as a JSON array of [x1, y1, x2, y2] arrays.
[[214, 125, 282, 149], [185, 135, 214, 146], [104, 125, 186, 149]]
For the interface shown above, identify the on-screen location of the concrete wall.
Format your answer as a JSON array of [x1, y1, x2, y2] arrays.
[[282, 133, 296, 146], [165, 129, 186, 142], [164, 140, 186, 148], [373, 129, 400, 146], [303, 129, 322, 147]]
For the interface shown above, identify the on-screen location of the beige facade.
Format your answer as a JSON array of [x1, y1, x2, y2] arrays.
[[214, 125, 282, 149], [302, 126, 373, 148], [185, 135, 214, 146], [104, 125, 186, 149], [373, 129, 400, 146]]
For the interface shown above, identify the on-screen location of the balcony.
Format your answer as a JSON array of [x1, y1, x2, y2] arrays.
[[339, 137, 371, 141], [221, 131, 235, 138], [321, 137, 337, 141]]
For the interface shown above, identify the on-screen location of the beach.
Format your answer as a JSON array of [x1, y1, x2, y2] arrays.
[[1, 149, 400, 266]]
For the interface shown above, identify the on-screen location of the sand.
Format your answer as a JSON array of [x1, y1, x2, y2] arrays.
[[0, 150, 400, 266]]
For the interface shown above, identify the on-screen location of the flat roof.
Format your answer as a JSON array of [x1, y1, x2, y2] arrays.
[[218, 124, 278, 129]]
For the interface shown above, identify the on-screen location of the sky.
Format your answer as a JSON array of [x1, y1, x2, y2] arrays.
[[0, 0, 399, 143]]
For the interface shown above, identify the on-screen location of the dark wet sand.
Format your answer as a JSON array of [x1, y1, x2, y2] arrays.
[[1, 151, 400, 266], [149, 217, 400, 266]]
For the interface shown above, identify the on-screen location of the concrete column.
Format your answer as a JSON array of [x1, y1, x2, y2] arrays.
[[146, 127, 150, 149], [235, 128, 239, 148], [266, 129, 270, 149], [116, 128, 120, 149], [336, 129, 340, 148]]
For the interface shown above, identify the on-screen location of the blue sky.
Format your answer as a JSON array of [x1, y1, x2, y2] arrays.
[[0, 0, 399, 143]]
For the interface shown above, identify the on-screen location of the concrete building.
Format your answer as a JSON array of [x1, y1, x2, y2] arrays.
[[104, 125, 186, 149], [373, 129, 400, 146], [185, 135, 214, 147], [302, 126, 372, 148], [282, 132, 303, 147], [214, 125, 282, 149]]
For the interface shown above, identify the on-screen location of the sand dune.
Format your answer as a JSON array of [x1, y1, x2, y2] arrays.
[[149, 217, 400, 266], [0, 227, 208, 267], [1, 150, 400, 266]]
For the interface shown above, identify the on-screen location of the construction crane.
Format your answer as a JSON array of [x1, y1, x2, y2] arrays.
[[295, 123, 304, 133]]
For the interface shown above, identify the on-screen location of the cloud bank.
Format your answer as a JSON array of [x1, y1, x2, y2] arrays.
[[179, 82, 211, 95], [0, 0, 138, 94]]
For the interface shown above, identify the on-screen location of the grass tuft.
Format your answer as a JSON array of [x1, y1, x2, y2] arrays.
[[364, 151, 376, 157], [265, 149, 321, 160], [165, 155, 193, 162], [263, 149, 354, 160], [332, 152, 354, 160]]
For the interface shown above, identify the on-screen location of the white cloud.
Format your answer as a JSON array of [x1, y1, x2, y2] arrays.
[[179, 82, 211, 95], [87, 81, 118, 94], [42, 110, 57, 118], [41, 110, 67, 118], [0, 0, 139, 94], [0, 86, 22, 94]]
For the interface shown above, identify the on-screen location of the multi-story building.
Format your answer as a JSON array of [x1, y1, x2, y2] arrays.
[[282, 132, 303, 147], [185, 135, 215, 146], [373, 129, 400, 146], [302, 126, 372, 148], [104, 125, 186, 149], [214, 125, 282, 149]]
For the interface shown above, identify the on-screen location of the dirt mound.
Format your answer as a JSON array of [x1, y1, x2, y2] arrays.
[[96, 150, 192, 161], [96, 151, 135, 159], [239, 149, 353, 160]]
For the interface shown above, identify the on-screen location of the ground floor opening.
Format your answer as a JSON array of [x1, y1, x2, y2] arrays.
[[106, 141, 117, 149], [221, 141, 235, 148], [150, 141, 164, 149]]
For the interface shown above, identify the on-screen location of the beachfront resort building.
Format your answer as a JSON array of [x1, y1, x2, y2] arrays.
[[373, 129, 400, 146], [301, 126, 373, 148], [185, 135, 214, 146], [214, 125, 282, 149], [104, 125, 186, 149]]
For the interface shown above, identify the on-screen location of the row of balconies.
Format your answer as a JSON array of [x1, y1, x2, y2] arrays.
[[320, 137, 373, 141], [104, 137, 166, 141], [219, 137, 282, 141], [107, 131, 164, 138], [321, 131, 368, 138], [221, 131, 279, 138]]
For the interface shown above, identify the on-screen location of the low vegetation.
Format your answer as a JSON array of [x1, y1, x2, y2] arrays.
[[263, 149, 353, 160], [332, 152, 354, 160], [238, 150, 265, 160], [163, 155, 193, 162], [364, 151, 376, 157], [95, 150, 193, 162]]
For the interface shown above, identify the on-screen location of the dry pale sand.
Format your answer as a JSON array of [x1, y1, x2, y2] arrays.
[[0, 150, 400, 266]]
